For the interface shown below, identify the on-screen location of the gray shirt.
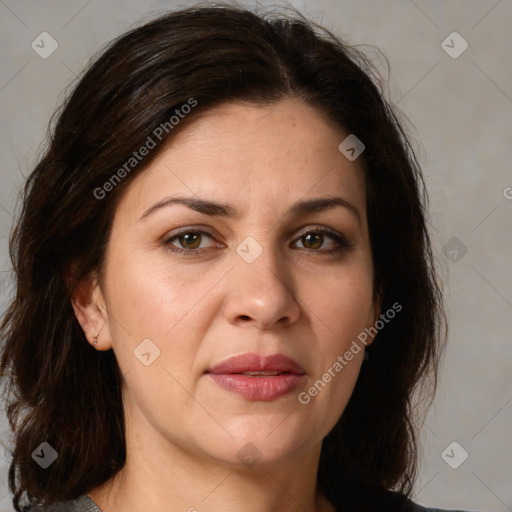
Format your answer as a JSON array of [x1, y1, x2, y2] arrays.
[[22, 494, 476, 512], [23, 496, 101, 512]]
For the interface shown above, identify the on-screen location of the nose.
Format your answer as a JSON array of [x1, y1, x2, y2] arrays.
[[223, 245, 301, 330]]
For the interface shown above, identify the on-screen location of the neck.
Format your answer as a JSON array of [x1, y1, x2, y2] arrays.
[[90, 466, 334, 512], [89, 430, 335, 512], [88, 387, 336, 512]]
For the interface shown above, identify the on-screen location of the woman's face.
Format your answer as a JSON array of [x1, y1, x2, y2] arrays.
[[84, 98, 380, 469]]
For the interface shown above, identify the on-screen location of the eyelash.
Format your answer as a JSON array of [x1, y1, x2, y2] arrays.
[[163, 227, 352, 257]]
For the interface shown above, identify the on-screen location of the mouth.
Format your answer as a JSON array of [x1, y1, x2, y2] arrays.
[[206, 352, 305, 375], [238, 371, 284, 376], [205, 353, 305, 401]]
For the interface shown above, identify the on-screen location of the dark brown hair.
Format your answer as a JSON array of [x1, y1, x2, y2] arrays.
[[0, 3, 446, 511]]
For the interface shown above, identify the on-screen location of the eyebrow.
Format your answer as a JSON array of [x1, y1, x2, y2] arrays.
[[140, 195, 361, 224]]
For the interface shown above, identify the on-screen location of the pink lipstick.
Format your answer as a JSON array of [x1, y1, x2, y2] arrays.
[[206, 353, 305, 401]]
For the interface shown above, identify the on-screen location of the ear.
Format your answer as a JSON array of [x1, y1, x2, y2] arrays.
[[69, 269, 112, 351]]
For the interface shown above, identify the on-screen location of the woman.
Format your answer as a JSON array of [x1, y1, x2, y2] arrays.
[[0, 4, 474, 511]]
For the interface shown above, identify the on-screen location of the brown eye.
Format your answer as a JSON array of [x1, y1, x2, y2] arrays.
[[301, 233, 323, 250], [164, 229, 218, 254], [177, 232, 202, 249], [292, 228, 351, 255]]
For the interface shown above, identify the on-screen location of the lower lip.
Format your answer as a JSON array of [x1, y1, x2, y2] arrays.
[[208, 373, 304, 401]]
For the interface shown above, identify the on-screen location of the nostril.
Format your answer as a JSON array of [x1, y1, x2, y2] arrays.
[[239, 315, 251, 321]]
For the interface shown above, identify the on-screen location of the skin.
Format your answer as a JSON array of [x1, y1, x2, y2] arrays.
[[71, 97, 381, 512]]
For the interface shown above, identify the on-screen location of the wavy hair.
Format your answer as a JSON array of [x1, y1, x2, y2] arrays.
[[0, 3, 446, 510]]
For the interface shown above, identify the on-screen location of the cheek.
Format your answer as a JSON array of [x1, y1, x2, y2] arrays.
[[308, 265, 375, 339], [300, 263, 373, 408], [105, 251, 221, 342], [103, 257, 218, 414]]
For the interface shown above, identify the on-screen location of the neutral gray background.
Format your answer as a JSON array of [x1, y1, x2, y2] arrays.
[[0, 1, 511, 511]]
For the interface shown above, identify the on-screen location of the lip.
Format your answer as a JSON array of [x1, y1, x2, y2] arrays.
[[206, 353, 306, 401], [207, 353, 305, 375]]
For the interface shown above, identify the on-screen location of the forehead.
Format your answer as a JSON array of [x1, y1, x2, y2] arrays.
[[116, 98, 367, 221], [164, 97, 350, 165]]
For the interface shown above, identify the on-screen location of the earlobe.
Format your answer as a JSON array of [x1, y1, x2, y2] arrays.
[[70, 272, 111, 350]]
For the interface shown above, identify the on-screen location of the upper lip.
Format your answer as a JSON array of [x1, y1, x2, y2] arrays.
[[206, 353, 305, 375]]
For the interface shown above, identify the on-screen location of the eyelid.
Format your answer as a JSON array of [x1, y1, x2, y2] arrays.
[[164, 225, 217, 239], [293, 225, 346, 240]]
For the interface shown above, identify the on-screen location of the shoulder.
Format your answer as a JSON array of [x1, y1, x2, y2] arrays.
[[22, 495, 102, 512], [364, 490, 479, 512], [328, 488, 479, 512], [406, 496, 478, 512]]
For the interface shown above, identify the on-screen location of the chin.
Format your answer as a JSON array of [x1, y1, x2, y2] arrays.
[[198, 415, 320, 468]]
